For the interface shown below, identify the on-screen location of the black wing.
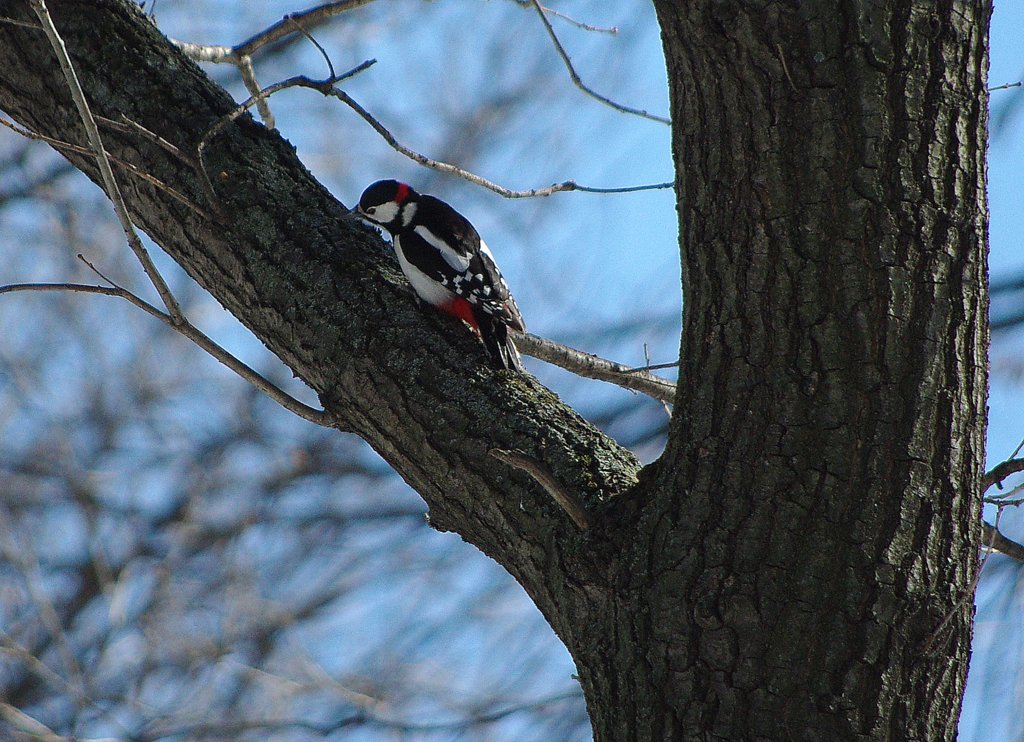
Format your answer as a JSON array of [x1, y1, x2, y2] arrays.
[[416, 195, 481, 260], [399, 201, 525, 331]]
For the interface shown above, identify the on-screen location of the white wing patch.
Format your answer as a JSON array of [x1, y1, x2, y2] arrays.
[[413, 225, 471, 272], [394, 234, 455, 307]]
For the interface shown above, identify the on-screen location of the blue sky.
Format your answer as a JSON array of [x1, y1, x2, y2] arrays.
[[1, 2, 1020, 739]]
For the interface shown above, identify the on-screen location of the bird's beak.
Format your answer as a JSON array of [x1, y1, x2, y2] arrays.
[[342, 205, 361, 219]]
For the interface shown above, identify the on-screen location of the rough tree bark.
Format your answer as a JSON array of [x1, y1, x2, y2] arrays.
[[0, 1, 989, 740]]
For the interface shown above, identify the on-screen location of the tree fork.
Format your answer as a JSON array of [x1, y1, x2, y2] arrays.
[[0, 0, 639, 672], [0, 0, 991, 739]]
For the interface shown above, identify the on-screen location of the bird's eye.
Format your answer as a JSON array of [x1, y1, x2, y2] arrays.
[[365, 206, 377, 215]]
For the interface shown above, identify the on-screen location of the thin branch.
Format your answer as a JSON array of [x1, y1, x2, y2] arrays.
[[528, 0, 670, 124], [237, 1, 375, 58], [1, 115, 211, 219], [287, 14, 336, 79], [982, 521, 1024, 561], [197, 64, 671, 199], [332, 86, 671, 197], [30, 0, 184, 323], [515, 332, 676, 403], [237, 54, 274, 127], [490, 449, 591, 530], [101, 114, 199, 167], [0, 703, 63, 741], [0, 633, 87, 707], [0, 702, 122, 742], [541, 5, 617, 33], [982, 457, 1024, 491], [196, 63, 374, 191], [0, 275, 333, 428], [776, 43, 797, 92], [0, 281, 125, 299], [989, 80, 1022, 93], [0, 15, 41, 30], [171, 1, 375, 63], [509, 0, 618, 33], [623, 360, 680, 373], [171, 2, 371, 127]]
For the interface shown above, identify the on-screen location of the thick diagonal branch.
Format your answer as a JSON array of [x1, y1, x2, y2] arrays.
[[0, 0, 642, 644]]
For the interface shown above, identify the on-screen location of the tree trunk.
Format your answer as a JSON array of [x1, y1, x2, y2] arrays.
[[590, 1, 987, 739], [0, 1, 990, 740]]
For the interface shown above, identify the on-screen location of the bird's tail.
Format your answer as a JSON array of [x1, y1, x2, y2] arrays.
[[475, 310, 522, 371]]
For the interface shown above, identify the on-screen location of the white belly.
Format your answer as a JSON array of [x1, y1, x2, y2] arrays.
[[394, 235, 455, 307]]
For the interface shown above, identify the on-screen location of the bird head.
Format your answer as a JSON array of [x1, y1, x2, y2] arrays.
[[352, 179, 418, 233]]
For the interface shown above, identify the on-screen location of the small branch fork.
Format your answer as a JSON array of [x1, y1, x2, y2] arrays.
[[0, 272, 332, 427], [515, 332, 675, 403], [919, 452, 1024, 652], [172, 1, 374, 62], [31, 0, 183, 324], [980, 456, 1024, 562], [527, 0, 670, 125], [171, 0, 376, 128]]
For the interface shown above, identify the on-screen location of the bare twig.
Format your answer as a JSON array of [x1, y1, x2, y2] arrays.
[[196, 62, 374, 176], [982, 457, 1024, 491], [776, 43, 797, 92], [541, 5, 617, 33], [515, 332, 675, 403], [197, 66, 671, 199], [237, 54, 274, 127], [623, 360, 680, 373], [0, 274, 333, 428], [989, 80, 1023, 93], [0, 15, 41, 30], [0, 703, 64, 741], [332, 86, 671, 197], [31, 0, 184, 323], [99, 114, 198, 167], [170, 0, 372, 127], [1, 115, 211, 219], [0, 633, 87, 706], [490, 449, 591, 530], [171, 1, 375, 63], [641, 342, 672, 417], [287, 14, 336, 79], [528, 0, 670, 124], [982, 521, 1024, 562], [0, 281, 124, 300], [920, 510, 1001, 653]]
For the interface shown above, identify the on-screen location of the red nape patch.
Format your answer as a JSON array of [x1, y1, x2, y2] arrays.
[[441, 298, 480, 332], [394, 182, 410, 204]]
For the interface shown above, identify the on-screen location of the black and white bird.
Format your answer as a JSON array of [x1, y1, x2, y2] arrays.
[[353, 180, 525, 371]]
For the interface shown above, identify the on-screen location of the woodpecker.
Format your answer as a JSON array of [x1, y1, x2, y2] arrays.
[[353, 179, 525, 371]]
